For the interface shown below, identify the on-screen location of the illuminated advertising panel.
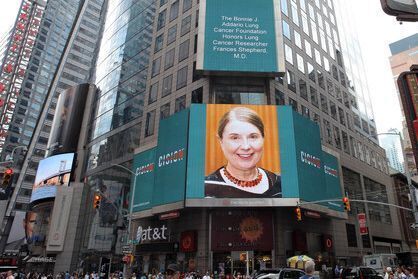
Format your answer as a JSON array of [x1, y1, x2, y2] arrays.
[[5, 211, 39, 252], [196, 0, 285, 75], [132, 110, 189, 214], [132, 105, 343, 212], [30, 153, 75, 203]]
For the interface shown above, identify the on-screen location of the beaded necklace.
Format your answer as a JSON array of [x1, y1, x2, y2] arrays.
[[223, 167, 262, 187]]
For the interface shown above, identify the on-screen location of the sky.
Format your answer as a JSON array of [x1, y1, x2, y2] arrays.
[[0, 1, 417, 135]]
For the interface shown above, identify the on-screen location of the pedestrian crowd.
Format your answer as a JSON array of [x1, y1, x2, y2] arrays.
[[383, 266, 416, 279]]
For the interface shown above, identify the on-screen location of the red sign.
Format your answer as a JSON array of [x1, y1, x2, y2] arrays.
[[357, 213, 368, 235], [159, 211, 180, 220], [304, 211, 321, 219], [211, 210, 273, 251], [322, 235, 333, 251], [180, 230, 197, 252]]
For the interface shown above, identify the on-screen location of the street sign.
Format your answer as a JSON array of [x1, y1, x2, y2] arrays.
[[410, 223, 418, 230], [357, 213, 368, 235], [122, 245, 132, 254]]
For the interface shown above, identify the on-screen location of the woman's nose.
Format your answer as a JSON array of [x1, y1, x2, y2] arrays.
[[240, 138, 251, 149]]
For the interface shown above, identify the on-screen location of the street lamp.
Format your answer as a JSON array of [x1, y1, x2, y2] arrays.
[[111, 163, 137, 243], [376, 131, 418, 223], [1, 145, 27, 165]]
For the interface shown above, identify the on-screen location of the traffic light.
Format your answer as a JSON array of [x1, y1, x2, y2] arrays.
[[342, 197, 351, 212], [295, 207, 302, 221], [93, 193, 101, 209], [2, 168, 13, 187]]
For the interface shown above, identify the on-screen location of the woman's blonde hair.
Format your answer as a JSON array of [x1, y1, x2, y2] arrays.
[[217, 107, 264, 138]]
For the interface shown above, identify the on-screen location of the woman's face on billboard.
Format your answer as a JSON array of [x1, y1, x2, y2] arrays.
[[219, 119, 264, 172]]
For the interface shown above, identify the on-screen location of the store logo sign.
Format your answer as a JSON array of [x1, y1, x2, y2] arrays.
[[136, 225, 168, 242], [300, 151, 321, 169], [158, 148, 185, 167]]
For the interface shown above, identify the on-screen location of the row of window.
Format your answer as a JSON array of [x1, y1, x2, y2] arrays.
[[144, 86, 202, 137], [275, 88, 387, 173]]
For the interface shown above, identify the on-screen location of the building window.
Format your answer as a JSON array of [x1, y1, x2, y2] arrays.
[[157, 10, 167, 30], [181, 15, 191, 36], [288, 97, 298, 112], [327, 78, 334, 96], [334, 126, 341, 149], [192, 87, 203, 103], [167, 25, 177, 45], [155, 34, 164, 53], [178, 40, 190, 62], [323, 119, 332, 145], [338, 107, 346, 126], [145, 110, 156, 137], [160, 103, 170, 119], [330, 101, 337, 120], [294, 30, 302, 49], [151, 57, 161, 77], [302, 12, 309, 35], [176, 66, 188, 89], [314, 48, 321, 65], [310, 86, 318, 107], [169, 1, 179, 21], [281, 0, 288, 16], [301, 105, 309, 118], [183, 0, 192, 12], [148, 82, 158, 104], [283, 20, 291, 39], [296, 54, 304, 73], [194, 34, 198, 54], [291, 1, 299, 26], [320, 93, 328, 114], [175, 95, 186, 112], [324, 57, 330, 73], [307, 62, 315, 82], [160, 0, 167, 6], [275, 89, 285, 105], [318, 71, 325, 90], [287, 70, 296, 93], [285, 44, 293, 64], [342, 130, 350, 155], [299, 79, 308, 100], [346, 223, 358, 247], [164, 48, 175, 70], [192, 61, 201, 82], [162, 75, 173, 97]]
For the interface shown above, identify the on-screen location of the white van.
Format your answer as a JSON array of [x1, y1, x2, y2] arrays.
[[363, 254, 398, 274]]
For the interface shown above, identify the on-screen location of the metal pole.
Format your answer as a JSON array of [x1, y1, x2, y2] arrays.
[[246, 251, 249, 278], [111, 164, 137, 277], [397, 132, 418, 223]]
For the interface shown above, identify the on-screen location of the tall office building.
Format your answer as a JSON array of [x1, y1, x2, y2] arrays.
[[0, 0, 105, 261], [52, 0, 408, 274], [389, 33, 418, 178], [380, 129, 404, 173]]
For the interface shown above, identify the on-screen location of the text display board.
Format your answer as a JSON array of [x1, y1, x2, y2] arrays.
[[197, 0, 284, 75]]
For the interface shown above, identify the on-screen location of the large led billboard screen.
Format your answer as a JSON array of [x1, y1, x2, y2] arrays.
[[196, 0, 285, 75], [30, 153, 75, 203], [132, 105, 343, 213]]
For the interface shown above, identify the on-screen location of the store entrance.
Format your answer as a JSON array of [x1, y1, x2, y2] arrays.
[[213, 251, 272, 277]]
